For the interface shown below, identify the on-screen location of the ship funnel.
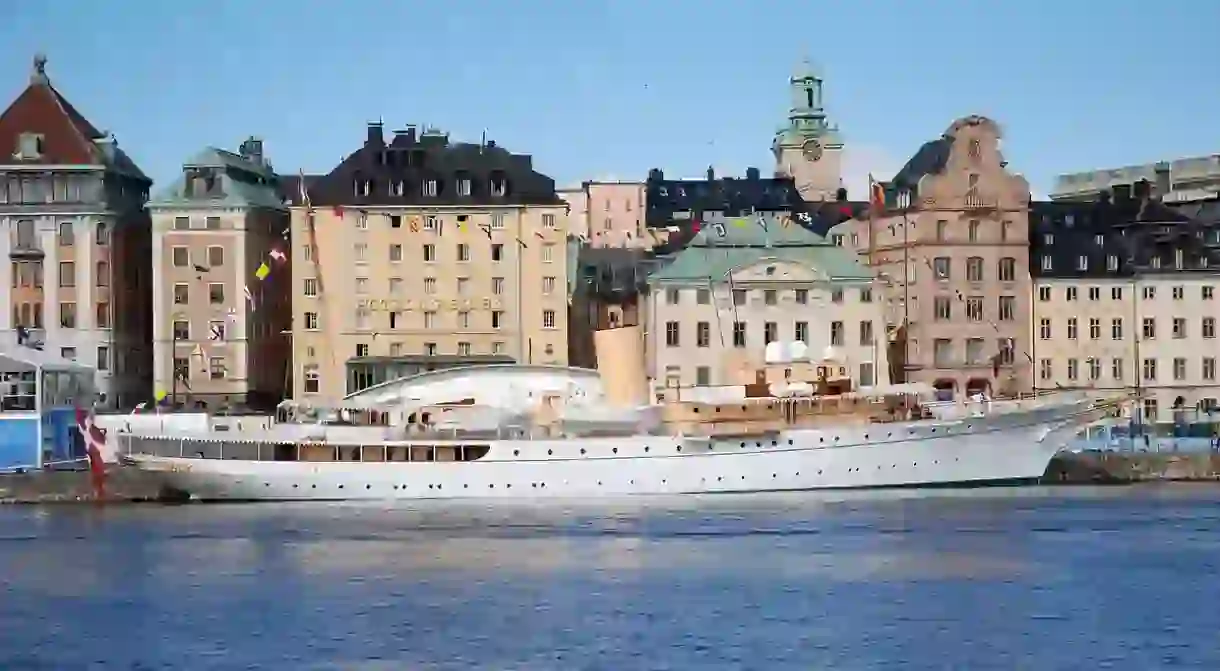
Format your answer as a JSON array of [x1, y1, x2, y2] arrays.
[[593, 325, 647, 407]]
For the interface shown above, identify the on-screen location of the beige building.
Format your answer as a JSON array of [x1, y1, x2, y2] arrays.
[[290, 123, 570, 400], [646, 214, 889, 389], [558, 180, 649, 248], [832, 115, 1032, 396], [148, 139, 292, 409]]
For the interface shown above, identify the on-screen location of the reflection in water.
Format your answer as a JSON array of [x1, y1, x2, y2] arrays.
[[0, 486, 1218, 670]]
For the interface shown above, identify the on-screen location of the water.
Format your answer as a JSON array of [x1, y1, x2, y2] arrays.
[[1, 486, 1218, 670]]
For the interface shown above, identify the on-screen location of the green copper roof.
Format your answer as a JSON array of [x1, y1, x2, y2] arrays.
[[649, 216, 872, 284], [149, 147, 285, 210]]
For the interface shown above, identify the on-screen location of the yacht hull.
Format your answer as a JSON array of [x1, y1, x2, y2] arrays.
[[122, 401, 1103, 501]]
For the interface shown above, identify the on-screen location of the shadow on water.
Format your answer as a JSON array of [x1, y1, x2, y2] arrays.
[[1, 485, 1218, 670]]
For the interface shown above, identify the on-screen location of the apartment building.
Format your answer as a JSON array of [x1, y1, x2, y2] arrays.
[[831, 115, 1032, 397], [559, 181, 647, 247], [0, 55, 153, 407], [289, 123, 569, 400], [646, 215, 887, 388], [1030, 187, 1220, 419], [148, 139, 291, 409]]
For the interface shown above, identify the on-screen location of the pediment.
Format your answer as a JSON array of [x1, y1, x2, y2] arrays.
[[729, 258, 826, 283]]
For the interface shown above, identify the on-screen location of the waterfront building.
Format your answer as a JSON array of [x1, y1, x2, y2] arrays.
[[558, 181, 648, 248], [1052, 154, 1220, 204], [0, 55, 154, 408], [147, 139, 292, 410], [1030, 181, 1220, 420], [287, 123, 570, 400], [645, 218, 888, 389], [831, 115, 1032, 397], [771, 60, 845, 202]]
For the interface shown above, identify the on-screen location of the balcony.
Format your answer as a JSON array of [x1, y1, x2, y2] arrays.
[[10, 226, 42, 259], [962, 190, 998, 211]]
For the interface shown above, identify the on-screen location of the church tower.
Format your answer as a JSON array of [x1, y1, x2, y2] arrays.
[[771, 60, 844, 202]]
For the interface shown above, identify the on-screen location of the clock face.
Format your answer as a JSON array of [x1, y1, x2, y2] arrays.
[[802, 139, 823, 161]]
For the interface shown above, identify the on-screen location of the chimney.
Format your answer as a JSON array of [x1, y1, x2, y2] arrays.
[[707, 166, 716, 181], [835, 187, 848, 201], [94, 133, 117, 161], [1112, 184, 1132, 202], [648, 168, 663, 182], [1154, 162, 1171, 197], [745, 167, 760, 180], [239, 136, 264, 166], [1132, 178, 1151, 201], [366, 121, 384, 146]]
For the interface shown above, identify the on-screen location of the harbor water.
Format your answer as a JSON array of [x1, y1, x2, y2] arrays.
[[1, 485, 1218, 669]]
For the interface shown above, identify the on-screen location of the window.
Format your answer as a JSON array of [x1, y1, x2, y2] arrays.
[[172, 319, 190, 340], [95, 261, 109, 287], [491, 214, 505, 230], [696, 366, 711, 386], [831, 288, 844, 303], [1173, 286, 1184, 300], [1173, 318, 1186, 339], [934, 339, 953, 366], [1066, 287, 1078, 301], [204, 245, 223, 267], [305, 312, 318, 330], [1076, 255, 1088, 271], [1039, 318, 1051, 340], [491, 244, 503, 261], [1112, 358, 1123, 381], [1173, 357, 1187, 381], [1204, 358, 1216, 381], [492, 277, 504, 295], [209, 357, 225, 379], [998, 257, 1015, 282], [457, 342, 472, 356], [174, 284, 189, 304], [1204, 317, 1216, 338], [354, 243, 367, 262], [205, 216, 220, 230], [795, 289, 808, 304], [389, 244, 403, 262], [58, 222, 74, 246], [59, 302, 76, 328], [174, 216, 190, 230], [932, 257, 950, 279], [696, 289, 710, 304], [542, 244, 555, 262], [1143, 286, 1156, 300], [303, 365, 320, 393], [174, 357, 190, 383], [492, 311, 504, 329], [830, 321, 844, 346], [172, 247, 188, 267], [666, 321, 680, 346], [1041, 255, 1052, 272], [732, 322, 746, 347], [542, 214, 556, 229], [422, 180, 438, 197], [61, 347, 76, 361], [95, 302, 110, 328], [966, 296, 983, 321], [733, 290, 746, 306], [935, 220, 947, 241], [859, 320, 873, 346], [966, 257, 983, 282], [1089, 357, 1101, 381], [1040, 358, 1052, 381], [1067, 358, 1078, 381], [1142, 358, 1157, 382], [458, 311, 470, 329], [765, 321, 778, 343], [422, 244, 435, 262], [666, 289, 681, 305], [457, 244, 470, 262], [1107, 255, 1119, 271], [1038, 286, 1051, 302], [1089, 318, 1101, 340], [967, 220, 979, 242], [934, 296, 952, 320], [1204, 286, 1215, 300], [209, 283, 224, 304], [543, 309, 556, 329], [998, 296, 1015, 321], [303, 278, 318, 296], [1112, 286, 1123, 300], [764, 290, 777, 306], [1088, 286, 1100, 301], [1142, 318, 1156, 340], [542, 276, 555, 295], [1111, 318, 1123, 340], [423, 311, 436, 329], [1067, 318, 1078, 340], [58, 261, 75, 287]]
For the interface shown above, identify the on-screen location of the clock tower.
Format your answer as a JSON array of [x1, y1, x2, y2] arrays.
[[771, 60, 844, 202]]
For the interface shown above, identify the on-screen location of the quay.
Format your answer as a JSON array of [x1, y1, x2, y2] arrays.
[[0, 466, 184, 504]]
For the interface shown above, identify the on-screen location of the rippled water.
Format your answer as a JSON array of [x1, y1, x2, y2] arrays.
[[1, 486, 1218, 670]]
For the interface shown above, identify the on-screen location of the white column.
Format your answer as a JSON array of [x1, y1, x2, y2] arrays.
[[0, 216, 10, 329]]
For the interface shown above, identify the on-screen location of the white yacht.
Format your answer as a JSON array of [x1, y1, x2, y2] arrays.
[[116, 328, 1123, 501]]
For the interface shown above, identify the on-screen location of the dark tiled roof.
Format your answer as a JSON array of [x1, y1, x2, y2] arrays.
[[1029, 197, 1220, 279], [644, 171, 805, 228], [303, 125, 563, 207], [0, 58, 149, 181], [888, 137, 952, 197], [574, 247, 654, 302]]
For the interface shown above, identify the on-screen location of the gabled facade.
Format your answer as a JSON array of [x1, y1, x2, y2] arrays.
[[288, 123, 569, 401], [147, 139, 291, 410], [1030, 183, 1220, 420], [646, 218, 888, 389], [0, 55, 153, 408], [831, 115, 1032, 397]]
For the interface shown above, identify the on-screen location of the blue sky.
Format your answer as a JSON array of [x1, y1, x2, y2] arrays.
[[4, 0, 1220, 199]]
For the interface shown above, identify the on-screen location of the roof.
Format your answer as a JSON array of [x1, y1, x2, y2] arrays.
[[0, 55, 149, 181], [644, 173, 805, 226], [304, 124, 564, 207], [0, 338, 94, 374], [648, 215, 873, 283], [149, 146, 286, 210]]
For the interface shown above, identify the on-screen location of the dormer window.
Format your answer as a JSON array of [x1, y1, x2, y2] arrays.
[[1150, 255, 1162, 269], [1043, 233, 1054, 245], [1108, 255, 1119, 271], [422, 179, 439, 197], [14, 133, 44, 160], [1175, 248, 1184, 269], [1094, 234, 1104, 246], [455, 172, 472, 197], [490, 172, 508, 197], [390, 180, 405, 197], [353, 177, 372, 198], [1076, 255, 1088, 271]]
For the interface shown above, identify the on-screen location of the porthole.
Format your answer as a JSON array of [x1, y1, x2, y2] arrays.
[[532, 483, 537, 488], [819, 437, 825, 443], [489, 484, 494, 488], [817, 470, 823, 475], [787, 439, 794, 445], [580, 448, 586, 454], [365, 484, 371, 490], [514, 449, 520, 456], [629, 480, 635, 485], [612, 447, 618, 454], [644, 446, 650, 452], [547, 449, 553, 456], [755, 442, 762, 448], [597, 481, 603, 486], [311, 484, 317, 489], [540, 483, 545, 488], [676, 446, 682, 452], [293, 484, 299, 488], [740, 475, 745, 480], [772, 473, 777, 478], [428, 484, 434, 489], [464, 484, 469, 488], [506, 484, 511, 488], [338, 484, 345, 489], [717, 476, 723, 481], [771, 440, 777, 447], [264, 483, 270, 487], [864, 434, 869, 440], [740, 442, 746, 448]]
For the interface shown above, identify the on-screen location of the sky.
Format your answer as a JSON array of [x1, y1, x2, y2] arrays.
[[4, 0, 1220, 200]]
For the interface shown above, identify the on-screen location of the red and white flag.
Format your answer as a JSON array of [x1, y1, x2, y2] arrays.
[[74, 407, 108, 500]]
